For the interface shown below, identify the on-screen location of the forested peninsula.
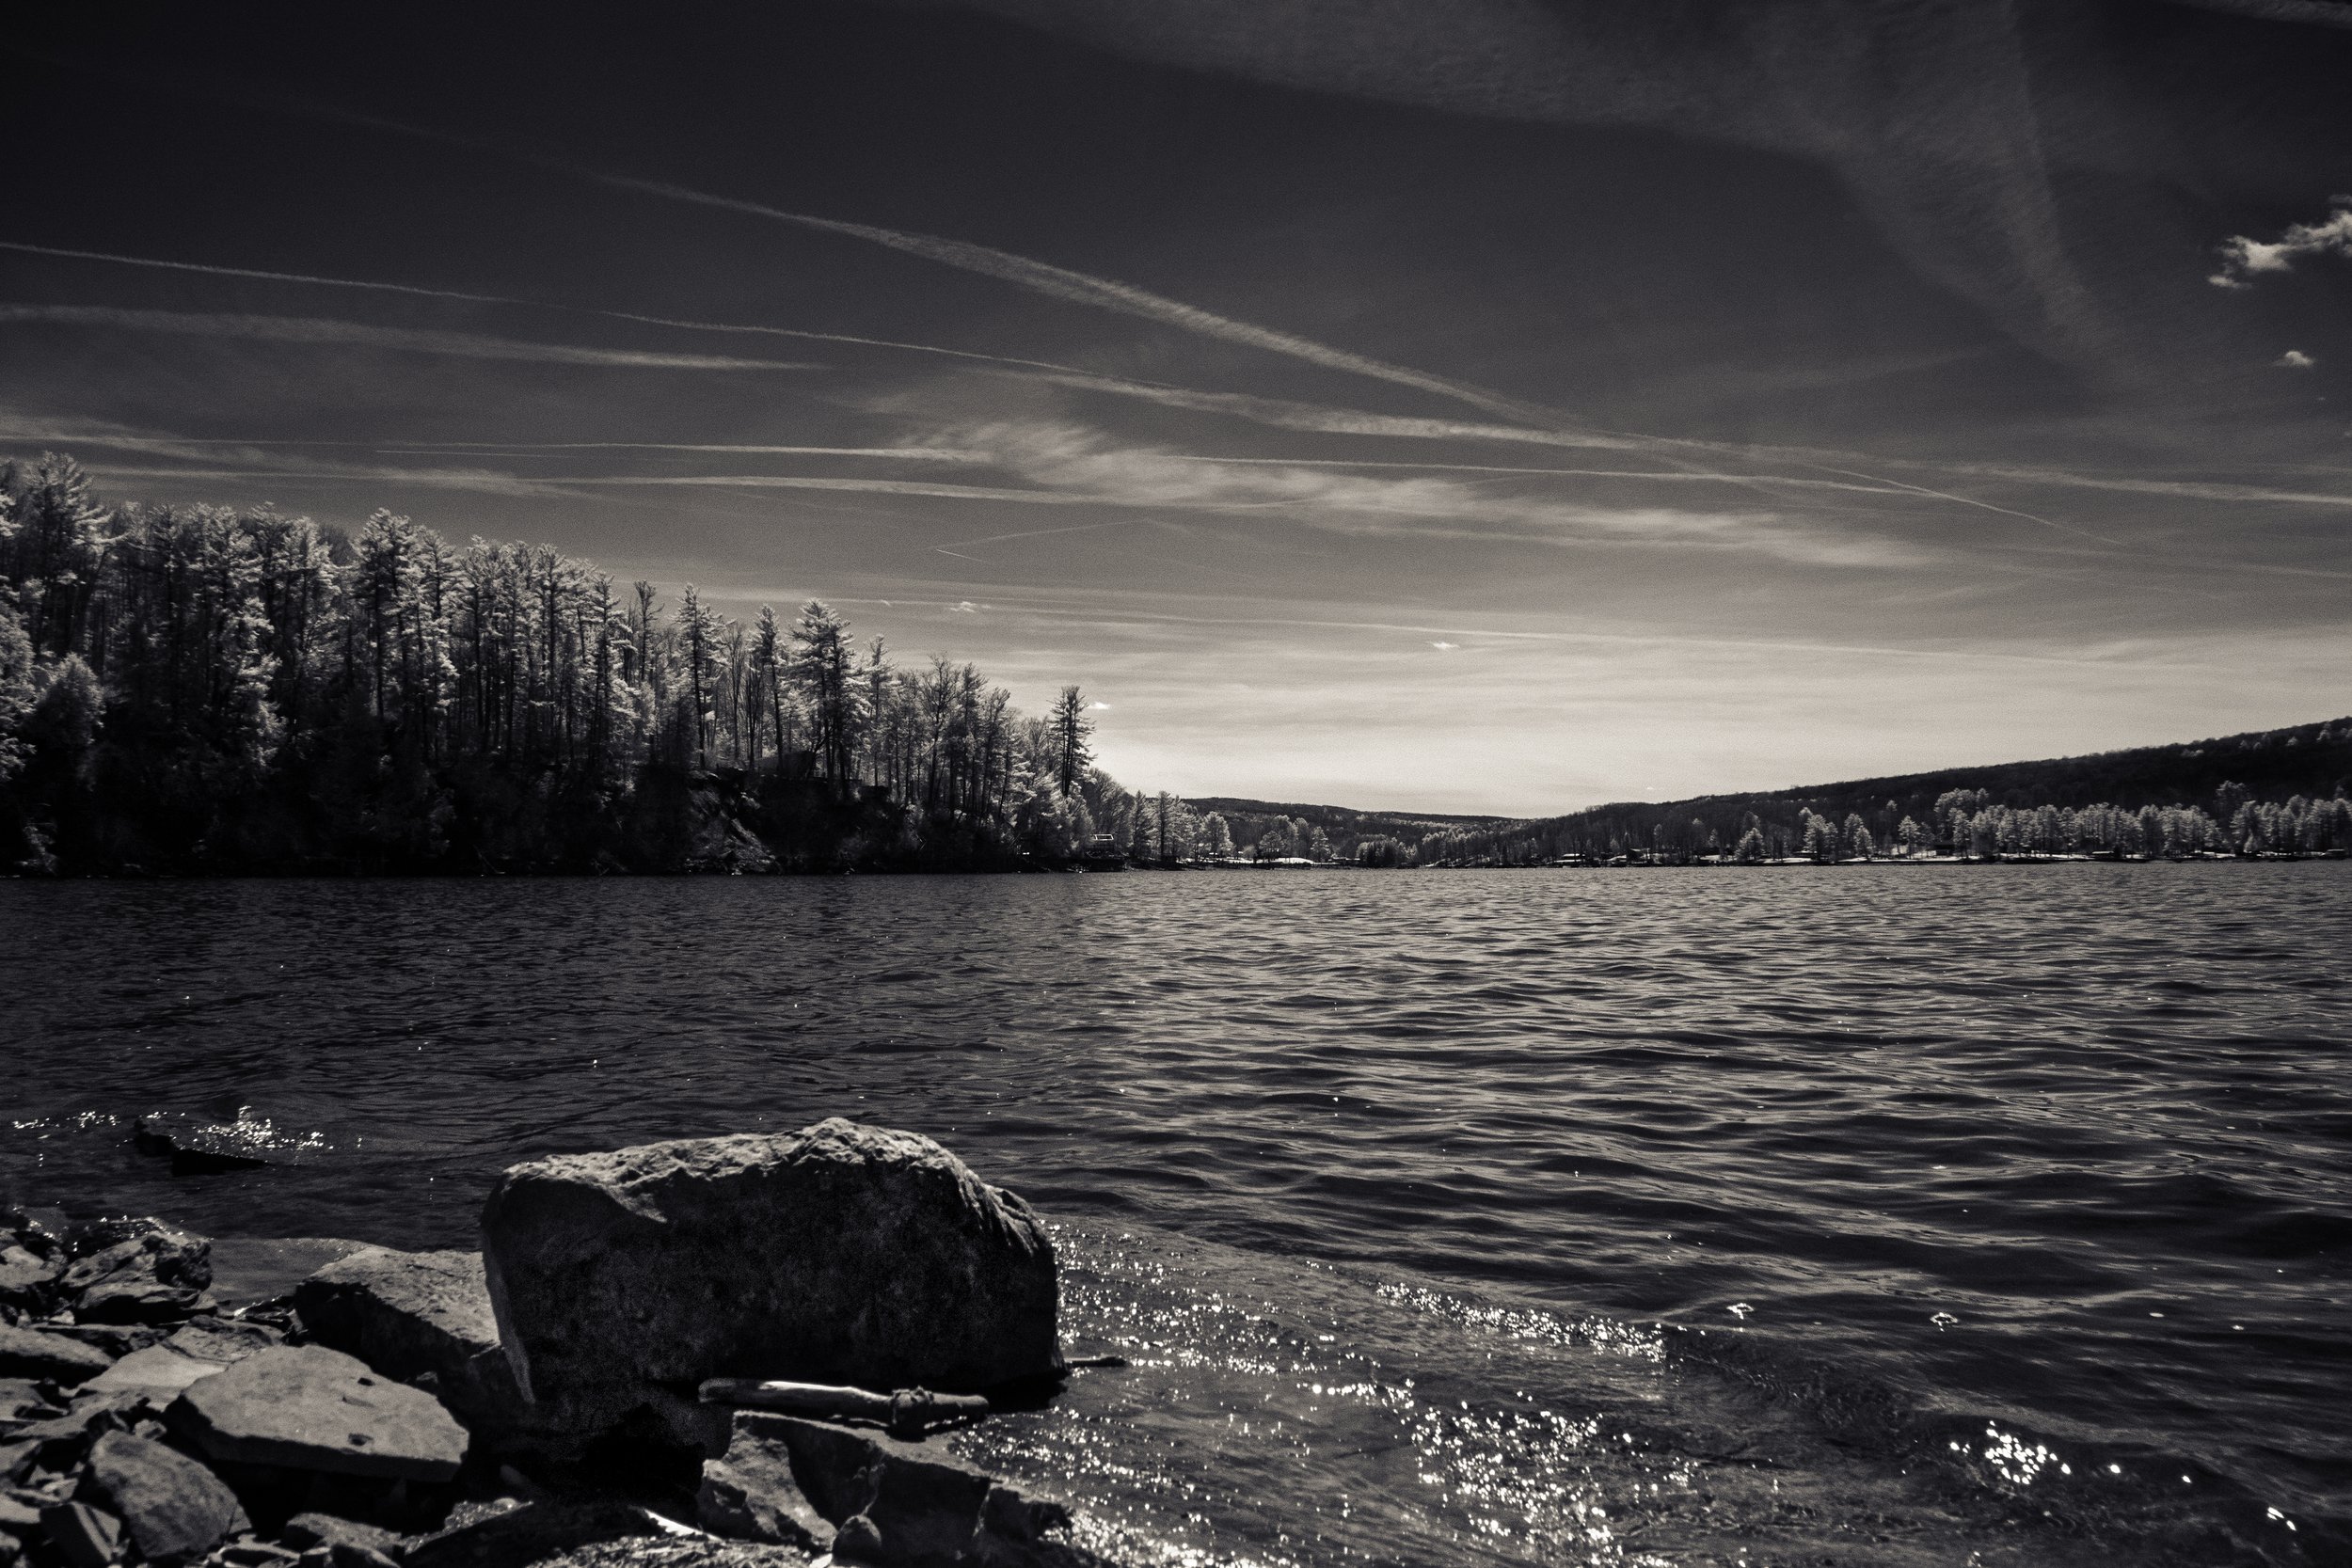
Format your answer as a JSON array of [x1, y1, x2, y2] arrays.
[[0, 453, 1194, 875]]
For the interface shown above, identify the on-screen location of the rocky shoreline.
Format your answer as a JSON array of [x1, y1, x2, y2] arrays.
[[2, 1121, 1106, 1568]]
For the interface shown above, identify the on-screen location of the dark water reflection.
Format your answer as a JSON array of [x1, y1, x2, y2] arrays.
[[3, 866, 2347, 1565]]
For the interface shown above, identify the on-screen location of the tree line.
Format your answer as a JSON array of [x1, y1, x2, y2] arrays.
[[0, 452, 1181, 873], [1413, 775, 2352, 866]]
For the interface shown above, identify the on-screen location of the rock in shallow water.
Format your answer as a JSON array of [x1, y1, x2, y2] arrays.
[[167, 1346, 468, 1482], [481, 1119, 1062, 1433]]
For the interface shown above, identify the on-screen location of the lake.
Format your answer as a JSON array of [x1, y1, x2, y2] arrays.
[[3, 865, 2346, 1566]]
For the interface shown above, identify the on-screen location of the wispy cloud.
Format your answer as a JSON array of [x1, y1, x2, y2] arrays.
[[0, 304, 818, 370], [2277, 349, 2317, 370], [2209, 198, 2352, 288], [930, 420, 1929, 568]]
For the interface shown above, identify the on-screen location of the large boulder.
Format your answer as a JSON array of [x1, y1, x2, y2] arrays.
[[480, 1119, 1061, 1433], [293, 1249, 518, 1429], [167, 1346, 468, 1482], [77, 1432, 245, 1564]]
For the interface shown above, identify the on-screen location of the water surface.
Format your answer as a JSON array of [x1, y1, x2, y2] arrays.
[[3, 866, 2345, 1565]]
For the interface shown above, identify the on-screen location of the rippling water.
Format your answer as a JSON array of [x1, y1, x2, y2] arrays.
[[3, 866, 2346, 1566]]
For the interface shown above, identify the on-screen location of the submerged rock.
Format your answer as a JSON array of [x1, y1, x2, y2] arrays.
[[167, 1346, 468, 1482], [293, 1249, 518, 1429], [77, 1431, 246, 1565], [134, 1114, 320, 1177], [0, 1324, 116, 1385], [481, 1119, 1061, 1433]]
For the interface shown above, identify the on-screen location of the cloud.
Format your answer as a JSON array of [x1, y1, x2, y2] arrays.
[[949, 600, 979, 612], [2277, 349, 2317, 369], [0, 304, 818, 370], [1430, 641, 1459, 650], [2209, 198, 2352, 288], [1087, 700, 1111, 709], [930, 419, 1931, 568]]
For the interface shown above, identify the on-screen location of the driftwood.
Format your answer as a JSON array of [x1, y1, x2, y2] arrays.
[[698, 1378, 992, 1437]]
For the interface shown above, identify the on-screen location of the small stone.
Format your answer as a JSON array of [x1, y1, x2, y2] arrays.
[[215, 1544, 303, 1568], [278, 1513, 404, 1558], [168, 1346, 468, 1482], [40, 1500, 125, 1568], [78, 1431, 245, 1564], [833, 1514, 883, 1561], [0, 1324, 116, 1385]]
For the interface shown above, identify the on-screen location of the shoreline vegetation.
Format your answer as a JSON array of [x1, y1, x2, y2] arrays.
[[0, 454, 1191, 877], [2, 453, 2347, 878]]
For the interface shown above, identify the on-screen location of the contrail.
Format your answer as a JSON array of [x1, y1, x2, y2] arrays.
[[1786, 461, 2122, 545], [0, 237, 1096, 376], [380, 441, 989, 462], [569, 169, 1565, 427], [1173, 453, 1915, 495], [0, 304, 817, 371]]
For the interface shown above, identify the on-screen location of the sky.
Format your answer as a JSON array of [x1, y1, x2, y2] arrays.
[[2, 0, 2348, 816]]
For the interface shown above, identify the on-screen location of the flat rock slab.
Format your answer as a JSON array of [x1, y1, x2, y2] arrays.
[[168, 1346, 468, 1482], [716, 1412, 1072, 1566], [207, 1240, 372, 1311], [82, 1323, 278, 1402], [294, 1249, 516, 1427], [482, 1118, 1061, 1433], [0, 1324, 117, 1385], [697, 1433, 834, 1553], [79, 1430, 246, 1564], [81, 1346, 225, 1402]]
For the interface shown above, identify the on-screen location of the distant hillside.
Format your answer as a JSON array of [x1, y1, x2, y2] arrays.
[[1413, 715, 2352, 864], [1182, 797, 1510, 860]]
